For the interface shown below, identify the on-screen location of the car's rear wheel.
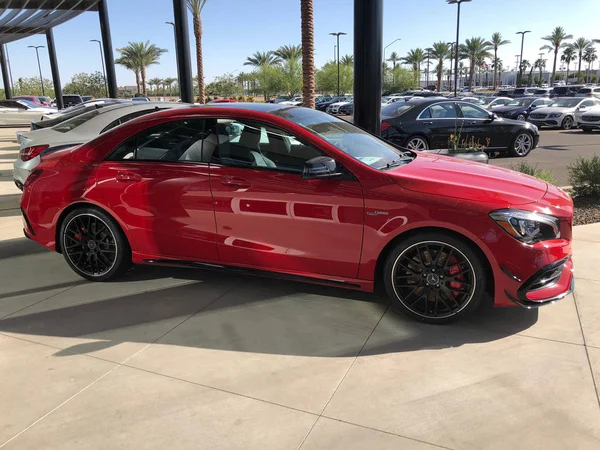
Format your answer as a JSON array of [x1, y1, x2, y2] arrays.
[[509, 132, 534, 157], [516, 113, 526, 121], [561, 116, 574, 130], [383, 232, 488, 324], [405, 136, 429, 151], [60, 207, 131, 281]]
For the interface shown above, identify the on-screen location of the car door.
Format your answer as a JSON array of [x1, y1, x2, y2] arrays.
[[528, 98, 553, 116], [94, 118, 219, 261], [416, 102, 460, 149], [207, 117, 364, 279], [457, 102, 512, 149]]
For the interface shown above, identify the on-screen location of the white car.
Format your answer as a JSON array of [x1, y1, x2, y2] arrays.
[[482, 97, 513, 109], [13, 102, 186, 189], [0, 99, 56, 126], [575, 86, 600, 99], [279, 97, 303, 105], [326, 97, 352, 114], [575, 104, 600, 132], [529, 97, 600, 130], [39, 98, 127, 121]]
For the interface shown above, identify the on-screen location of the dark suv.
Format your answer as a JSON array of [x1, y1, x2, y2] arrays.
[[62, 94, 83, 107], [550, 85, 583, 98]]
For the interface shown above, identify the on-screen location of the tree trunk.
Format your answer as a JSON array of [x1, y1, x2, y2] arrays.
[[469, 58, 474, 90], [135, 71, 141, 94], [578, 55, 582, 78], [193, 12, 205, 104], [566, 65, 570, 85], [301, 0, 315, 108], [551, 47, 558, 87], [528, 67, 534, 85], [141, 66, 147, 95], [493, 49, 498, 90]]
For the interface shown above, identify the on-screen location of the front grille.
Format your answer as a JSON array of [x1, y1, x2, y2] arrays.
[[581, 115, 600, 122], [530, 113, 547, 119]]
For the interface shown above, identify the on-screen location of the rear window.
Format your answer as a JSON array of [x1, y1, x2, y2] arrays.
[[53, 110, 100, 133], [534, 90, 548, 94], [513, 89, 525, 94], [579, 88, 591, 94]]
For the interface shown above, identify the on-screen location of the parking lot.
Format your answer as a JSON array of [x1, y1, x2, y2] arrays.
[[1, 127, 600, 449]]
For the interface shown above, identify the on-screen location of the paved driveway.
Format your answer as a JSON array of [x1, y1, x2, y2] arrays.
[[1, 127, 600, 449]]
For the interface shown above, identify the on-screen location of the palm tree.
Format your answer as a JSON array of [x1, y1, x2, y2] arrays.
[[459, 37, 492, 90], [187, 0, 208, 103], [275, 44, 302, 64], [540, 27, 572, 87], [561, 47, 576, 84], [486, 32, 510, 90], [340, 55, 354, 66], [583, 46, 598, 83], [520, 60, 533, 85], [534, 58, 546, 86], [401, 48, 425, 76], [301, 0, 315, 108], [163, 77, 177, 97], [116, 41, 167, 96], [244, 51, 281, 69], [115, 55, 141, 93], [430, 42, 450, 92], [568, 38, 593, 78], [148, 77, 162, 96], [491, 58, 503, 85], [275, 44, 302, 96]]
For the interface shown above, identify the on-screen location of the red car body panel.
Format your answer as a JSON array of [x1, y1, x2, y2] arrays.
[[20, 106, 574, 308]]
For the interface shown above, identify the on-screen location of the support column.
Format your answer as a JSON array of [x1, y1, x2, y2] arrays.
[[173, 0, 194, 103], [98, 0, 118, 98], [353, 0, 383, 135], [0, 44, 12, 99], [46, 29, 63, 109]]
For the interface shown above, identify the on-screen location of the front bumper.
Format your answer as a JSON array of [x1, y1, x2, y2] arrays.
[[578, 122, 600, 129], [505, 257, 574, 308], [529, 119, 560, 127]]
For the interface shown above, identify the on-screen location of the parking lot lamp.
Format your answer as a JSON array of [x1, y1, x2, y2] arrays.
[[329, 32, 346, 96], [516, 30, 531, 86], [90, 40, 108, 97], [447, 0, 471, 97], [27, 45, 45, 96]]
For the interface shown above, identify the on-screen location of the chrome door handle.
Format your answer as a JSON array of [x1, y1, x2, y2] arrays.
[[116, 171, 142, 182], [221, 176, 250, 188]]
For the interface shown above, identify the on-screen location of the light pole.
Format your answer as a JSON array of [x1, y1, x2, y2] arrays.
[[383, 38, 400, 85], [425, 49, 431, 87], [27, 45, 45, 96], [447, 0, 471, 97], [329, 32, 346, 96], [334, 44, 336, 62], [516, 30, 531, 87], [447, 42, 455, 92], [90, 40, 108, 97]]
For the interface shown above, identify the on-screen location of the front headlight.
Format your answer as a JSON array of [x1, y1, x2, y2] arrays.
[[548, 113, 562, 118], [489, 209, 560, 244]]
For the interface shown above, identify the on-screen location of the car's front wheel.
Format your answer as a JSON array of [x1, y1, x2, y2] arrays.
[[516, 113, 526, 121], [60, 207, 131, 281], [561, 116, 574, 130], [509, 132, 534, 157], [405, 135, 429, 151], [383, 232, 489, 324]]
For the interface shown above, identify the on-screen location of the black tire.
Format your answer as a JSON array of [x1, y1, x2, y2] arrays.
[[581, 127, 593, 133], [508, 131, 534, 157], [405, 135, 429, 151], [516, 113, 526, 121], [59, 206, 131, 281], [561, 116, 575, 130], [383, 231, 489, 324]]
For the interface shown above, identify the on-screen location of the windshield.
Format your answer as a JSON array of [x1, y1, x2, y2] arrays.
[[53, 109, 100, 133], [507, 98, 534, 107], [551, 98, 581, 108], [272, 107, 412, 170]]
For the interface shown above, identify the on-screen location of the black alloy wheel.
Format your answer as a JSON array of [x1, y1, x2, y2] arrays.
[[384, 233, 488, 323], [60, 207, 131, 281]]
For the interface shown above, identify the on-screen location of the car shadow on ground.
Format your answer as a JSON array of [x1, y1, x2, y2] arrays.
[[0, 262, 539, 358]]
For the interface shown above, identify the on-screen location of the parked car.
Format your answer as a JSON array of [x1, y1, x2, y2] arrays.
[[533, 88, 553, 97], [27, 99, 127, 131], [208, 99, 236, 104], [315, 95, 332, 103], [494, 89, 514, 97], [460, 97, 486, 106], [481, 97, 513, 109], [326, 97, 353, 114], [575, 104, 600, 132], [131, 95, 151, 102], [338, 102, 354, 115], [280, 97, 303, 105], [575, 86, 600, 99], [13, 102, 187, 189], [81, 96, 94, 102], [528, 97, 600, 129], [0, 99, 56, 126], [511, 87, 538, 98], [273, 95, 293, 104], [550, 85, 583, 98], [13, 95, 51, 107], [316, 96, 348, 111], [380, 98, 540, 157], [19, 103, 573, 323], [492, 97, 554, 121], [62, 94, 83, 107]]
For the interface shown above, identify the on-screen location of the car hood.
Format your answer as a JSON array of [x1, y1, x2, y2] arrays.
[[387, 152, 548, 205], [532, 106, 573, 114]]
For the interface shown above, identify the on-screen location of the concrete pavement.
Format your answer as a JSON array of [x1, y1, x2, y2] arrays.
[[1, 127, 600, 449]]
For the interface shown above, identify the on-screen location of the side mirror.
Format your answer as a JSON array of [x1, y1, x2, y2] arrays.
[[302, 156, 342, 180], [578, 106, 587, 111], [487, 112, 497, 122]]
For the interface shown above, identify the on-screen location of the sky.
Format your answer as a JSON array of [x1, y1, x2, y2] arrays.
[[2, 0, 600, 90]]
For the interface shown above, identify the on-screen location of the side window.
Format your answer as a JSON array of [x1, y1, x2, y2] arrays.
[[428, 103, 458, 119], [106, 119, 206, 162], [211, 118, 323, 173], [459, 103, 489, 119], [581, 100, 594, 107], [419, 107, 432, 119]]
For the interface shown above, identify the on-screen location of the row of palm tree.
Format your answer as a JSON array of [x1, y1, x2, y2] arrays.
[[115, 41, 167, 96], [146, 77, 178, 97]]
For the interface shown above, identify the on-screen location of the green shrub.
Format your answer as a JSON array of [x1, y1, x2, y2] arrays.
[[237, 95, 245, 102], [246, 96, 254, 102], [568, 155, 600, 197], [511, 162, 556, 184]]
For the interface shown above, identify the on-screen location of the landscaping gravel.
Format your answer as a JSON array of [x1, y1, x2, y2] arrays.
[[573, 196, 600, 226]]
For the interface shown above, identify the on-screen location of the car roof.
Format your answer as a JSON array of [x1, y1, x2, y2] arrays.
[[199, 102, 291, 113]]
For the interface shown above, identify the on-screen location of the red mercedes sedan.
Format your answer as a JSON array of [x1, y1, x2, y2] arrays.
[[20, 104, 574, 323]]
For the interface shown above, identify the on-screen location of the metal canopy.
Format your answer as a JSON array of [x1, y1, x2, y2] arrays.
[[0, 0, 99, 44]]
